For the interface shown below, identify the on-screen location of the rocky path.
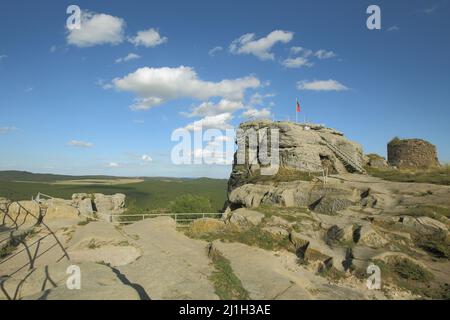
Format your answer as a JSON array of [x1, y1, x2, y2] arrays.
[[118, 217, 219, 300]]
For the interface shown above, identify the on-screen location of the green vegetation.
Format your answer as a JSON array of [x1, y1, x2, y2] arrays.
[[374, 258, 446, 298], [403, 205, 450, 220], [414, 231, 450, 259], [318, 266, 347, 281], [188, 225, 292, 252], [245, 167, 318, 184], [0, 171, 228, 212], [0, 243, 16, 259], [208, 248, 249, 300], [169, 194, 213, 213], [366, 165, 450, 186]]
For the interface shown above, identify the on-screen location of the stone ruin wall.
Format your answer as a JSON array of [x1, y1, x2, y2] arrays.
[[387, 138, 440, 169]]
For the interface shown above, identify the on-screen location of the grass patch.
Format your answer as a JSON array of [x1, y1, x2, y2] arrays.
[[0, 243, 16, 259], [318, 266, 347, 281], [366, 165, 450, 186], [77, 218, 95, 226], [247, 167, 319, 184], [208, 248, 249, 300], [188, 225, 292, 252], [402, 205, 450, 221], [373, 257, 446, 298], [413, 231, 450, 259]]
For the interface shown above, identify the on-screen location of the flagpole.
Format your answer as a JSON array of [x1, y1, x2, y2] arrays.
[[295, 98, 298, 123]]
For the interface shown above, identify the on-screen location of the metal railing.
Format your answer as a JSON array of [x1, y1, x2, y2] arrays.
[[110, 212, 223, 227]]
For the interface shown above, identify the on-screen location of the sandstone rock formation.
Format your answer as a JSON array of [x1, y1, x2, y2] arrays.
[[228, 120, 365, 192]]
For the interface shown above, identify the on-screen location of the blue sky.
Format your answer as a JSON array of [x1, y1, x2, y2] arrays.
[[0, 0, 449, 178]]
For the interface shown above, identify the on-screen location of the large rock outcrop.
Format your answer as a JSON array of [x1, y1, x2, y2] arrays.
[[228, 121, 364, 192]]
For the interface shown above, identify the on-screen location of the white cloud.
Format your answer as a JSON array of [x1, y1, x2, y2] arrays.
[[112, 66, 260, 110], [184, 113, 233, 131], [115, 53, 141, 63], [230, 30, 294, 60], [387, 25, 400, 32], [181, 99, 244, 118], [282, 57, 313, 68], [141, 154, 152, 162], [249, 92, 275, 106], [424, 5, 438, 14], [129, 28, 167, 47], [290, 47, 312, 56], [0, 55, 7, 61], [66, 11, 125, 47], [0, 126, 16, 134], [68, 140, 94, 148], [209, 46, 223, 56], [314, 50, 336, 59], [25, 87, 34, 93], [296, 79, 349, 92], [242, 108, 272, 120], [108, 162, 119, 167]]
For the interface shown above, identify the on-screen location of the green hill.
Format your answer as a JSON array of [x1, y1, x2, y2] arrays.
[[0, 171, 228, 212]]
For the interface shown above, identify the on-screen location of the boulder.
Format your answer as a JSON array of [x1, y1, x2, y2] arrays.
[[309, 196, 354, 215], [399, 216, 448, 235], [0, 197, 10, 212], [93, 193, 126, 213], [289, 232, 336, 269], [228, 180, 358, 212], [325, 224, 354, 245], [366, 153, 390, 169], [353, 224, 388, 248], [78, 198, 94, 217], [190, 218, 225, 234], [7, 201, 40, 218], [229, 208, 264, 227], [45, 203, 79, 220], [71, 193, 94, 216]]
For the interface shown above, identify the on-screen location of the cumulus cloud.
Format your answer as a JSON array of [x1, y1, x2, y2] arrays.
[[115, 53, 141, 63], [66, 11, 125, 47], [184, 113, 234, 131], [67, 140, 94, 148], [241, 108, 272, 120], [281, 57, 313, 68], [230, 30, 294, 60], [129, 28, 167, 47], [0, 126, 16, 134], [112, 66, 260, 110], [296, 79, 349, 91], [141, 154, 152, 162], [108, 162, 119, 167], [314, 50, 336, 59], [209, 46, 223, 56], [181, 99, 244, 118]]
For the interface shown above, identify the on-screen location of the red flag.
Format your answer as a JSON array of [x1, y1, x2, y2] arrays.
[[296, 99, 300, 112]]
